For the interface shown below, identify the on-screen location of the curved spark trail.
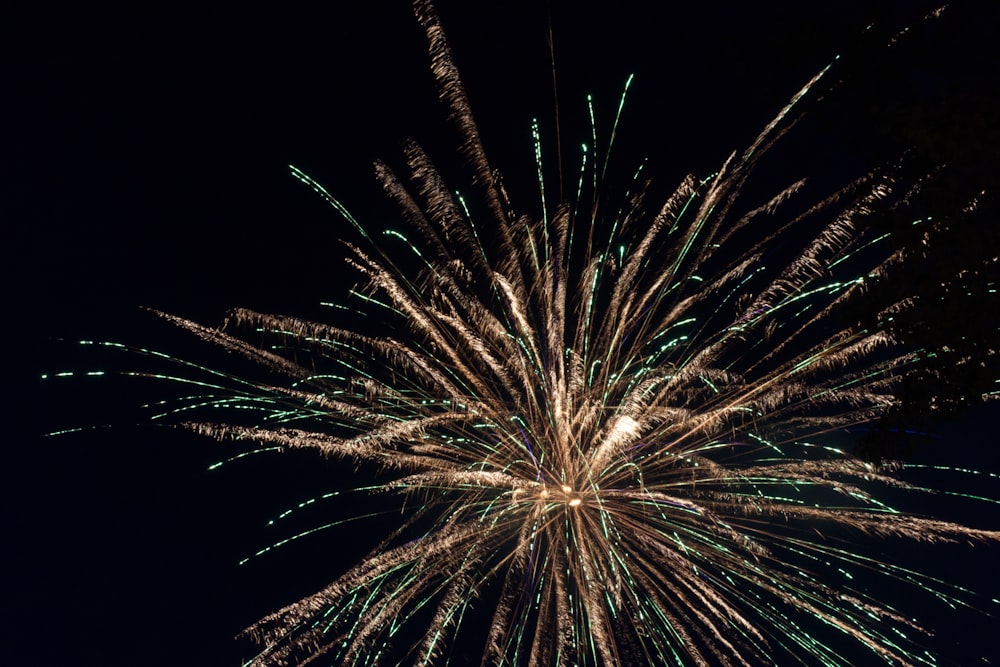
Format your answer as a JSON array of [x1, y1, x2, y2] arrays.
[[82, 2, 998, 665]]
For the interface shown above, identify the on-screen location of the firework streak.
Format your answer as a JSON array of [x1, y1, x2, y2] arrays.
[[138, 3, 997, 665]]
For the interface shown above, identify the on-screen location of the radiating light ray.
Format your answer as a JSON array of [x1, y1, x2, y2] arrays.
[[47, 2, 1000, 666]]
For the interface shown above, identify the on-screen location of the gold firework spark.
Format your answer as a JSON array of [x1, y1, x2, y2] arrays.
[[89, 2, 998, 665]]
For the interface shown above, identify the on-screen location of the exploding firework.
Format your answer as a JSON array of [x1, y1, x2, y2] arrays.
[[69, 2, 999, 665]]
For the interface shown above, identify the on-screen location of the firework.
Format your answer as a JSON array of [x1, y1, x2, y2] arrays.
[[92, 2, 998, 665]]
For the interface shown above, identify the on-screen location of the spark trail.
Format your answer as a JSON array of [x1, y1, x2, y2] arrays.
[[112, 2, 999, 665]]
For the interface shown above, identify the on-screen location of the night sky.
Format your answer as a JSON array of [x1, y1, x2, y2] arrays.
[[8, 1, 1000, 665]]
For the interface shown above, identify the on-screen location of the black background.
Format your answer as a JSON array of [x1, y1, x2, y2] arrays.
[[8, 1, 1000, 664]]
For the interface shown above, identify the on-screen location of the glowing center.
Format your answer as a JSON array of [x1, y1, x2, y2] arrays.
[[538, 485, 583, 507]]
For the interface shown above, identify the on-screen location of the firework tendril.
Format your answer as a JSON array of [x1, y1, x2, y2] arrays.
[[129, 3, 997, 665]]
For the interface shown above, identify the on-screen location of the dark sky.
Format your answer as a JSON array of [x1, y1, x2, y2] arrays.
[[8, 1, 1000, 665]]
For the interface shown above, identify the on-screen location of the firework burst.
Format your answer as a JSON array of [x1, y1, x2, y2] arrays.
[[93, 2, 998, 665]]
